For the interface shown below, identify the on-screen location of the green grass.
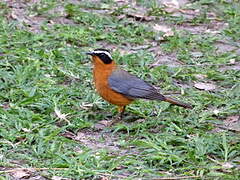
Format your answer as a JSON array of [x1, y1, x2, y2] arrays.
[[0, 0, 240, 179]]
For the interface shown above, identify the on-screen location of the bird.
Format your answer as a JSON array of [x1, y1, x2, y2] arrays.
[[86, 48, 192, 126]]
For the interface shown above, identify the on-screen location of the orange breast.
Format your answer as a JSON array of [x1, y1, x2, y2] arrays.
[[93, 56, 133, 106]]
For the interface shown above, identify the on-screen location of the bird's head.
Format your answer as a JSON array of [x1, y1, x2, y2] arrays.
[[86, 49, 113, 64]]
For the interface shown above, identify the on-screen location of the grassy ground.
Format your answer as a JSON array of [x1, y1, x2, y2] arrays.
[[0, 0, 240, 179]]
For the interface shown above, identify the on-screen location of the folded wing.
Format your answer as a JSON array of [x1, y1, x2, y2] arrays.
[[108, 69, 166, 101]]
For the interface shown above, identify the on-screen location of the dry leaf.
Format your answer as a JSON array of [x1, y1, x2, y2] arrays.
[[179, 9, 200, 15], [224, 116, 239, 125], [220, 115, 240, 132], [213, 109, 220, 115], [11, 9, 24, 22], [222, 162, 234, 169], [22, 128, 31, 132], [2, 103, 10, 109], [52, 176, 62, 180], [205, 29, 221, 34], [194, 82, 216, 91], [11, 170, 30, 179], [54, 106, 69, 121], [153, 24, 174, 37], [194, 74, 207, 80], [229, 58, 236, 64], [136, 119, 145, 123], [212, 115, 240, 133], [162, 0, 180, 13]]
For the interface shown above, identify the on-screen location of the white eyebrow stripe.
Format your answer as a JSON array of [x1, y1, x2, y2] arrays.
[[93, 50, 112, 59]]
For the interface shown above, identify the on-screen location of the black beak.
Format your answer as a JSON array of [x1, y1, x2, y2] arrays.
[[86, 51, 94, 56]]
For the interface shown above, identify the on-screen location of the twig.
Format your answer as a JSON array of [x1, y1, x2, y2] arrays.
[[153, 175, 200, 180]]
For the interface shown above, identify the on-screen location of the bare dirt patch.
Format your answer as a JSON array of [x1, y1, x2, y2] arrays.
[[215, 40, 240, 55], [150, 52, 183, 68], [4, 0, 76, 33], [61, 128, 137, 155], [176, 20, 228, 35], [211, 115, 240, 133], [96, 41, 118, 52]]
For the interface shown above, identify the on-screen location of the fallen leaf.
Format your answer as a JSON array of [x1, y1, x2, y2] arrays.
[[162, 0, 180, 13], [194, 74, 207, 80], [194, 82, 216, 91], [11, 170, 30, 179], [52, 176, 62, 180], [222, 162, 234, 169], [211, 115, 240, 133], [213, 109, 220, 115], [1, 102, 10, 109], [219, 115, 240, 132], [136, 119, 145, 123], [229, 58, 236, 64], [54, 106, 69, 121], [28, 175, 44, 180], [11, 9, 24, 22], [205, 29, 221, 34], [22, 128, 31, 133], [224, 116, 239, 126], [153, 24, 174, 37], [179, 9, 200, 15]]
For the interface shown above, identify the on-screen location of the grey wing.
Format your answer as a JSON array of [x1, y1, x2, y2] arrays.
[[108, 69, 165, 101]]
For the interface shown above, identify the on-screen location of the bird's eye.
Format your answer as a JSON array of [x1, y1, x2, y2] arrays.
[[99, 53, 106, 58]]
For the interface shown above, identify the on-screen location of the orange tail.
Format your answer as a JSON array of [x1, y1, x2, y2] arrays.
[[164, 97, 193, 109]]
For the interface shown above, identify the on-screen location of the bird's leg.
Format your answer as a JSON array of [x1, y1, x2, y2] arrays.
[[118, 105, 126, 119], [107, 106, 126, 126]]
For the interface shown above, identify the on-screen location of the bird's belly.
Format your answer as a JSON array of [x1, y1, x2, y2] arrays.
[[93, 66, 133, 106], [96, 84, 133, 106]]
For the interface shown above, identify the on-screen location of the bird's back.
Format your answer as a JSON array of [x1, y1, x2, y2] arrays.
[[108, 68, 166, 101]]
